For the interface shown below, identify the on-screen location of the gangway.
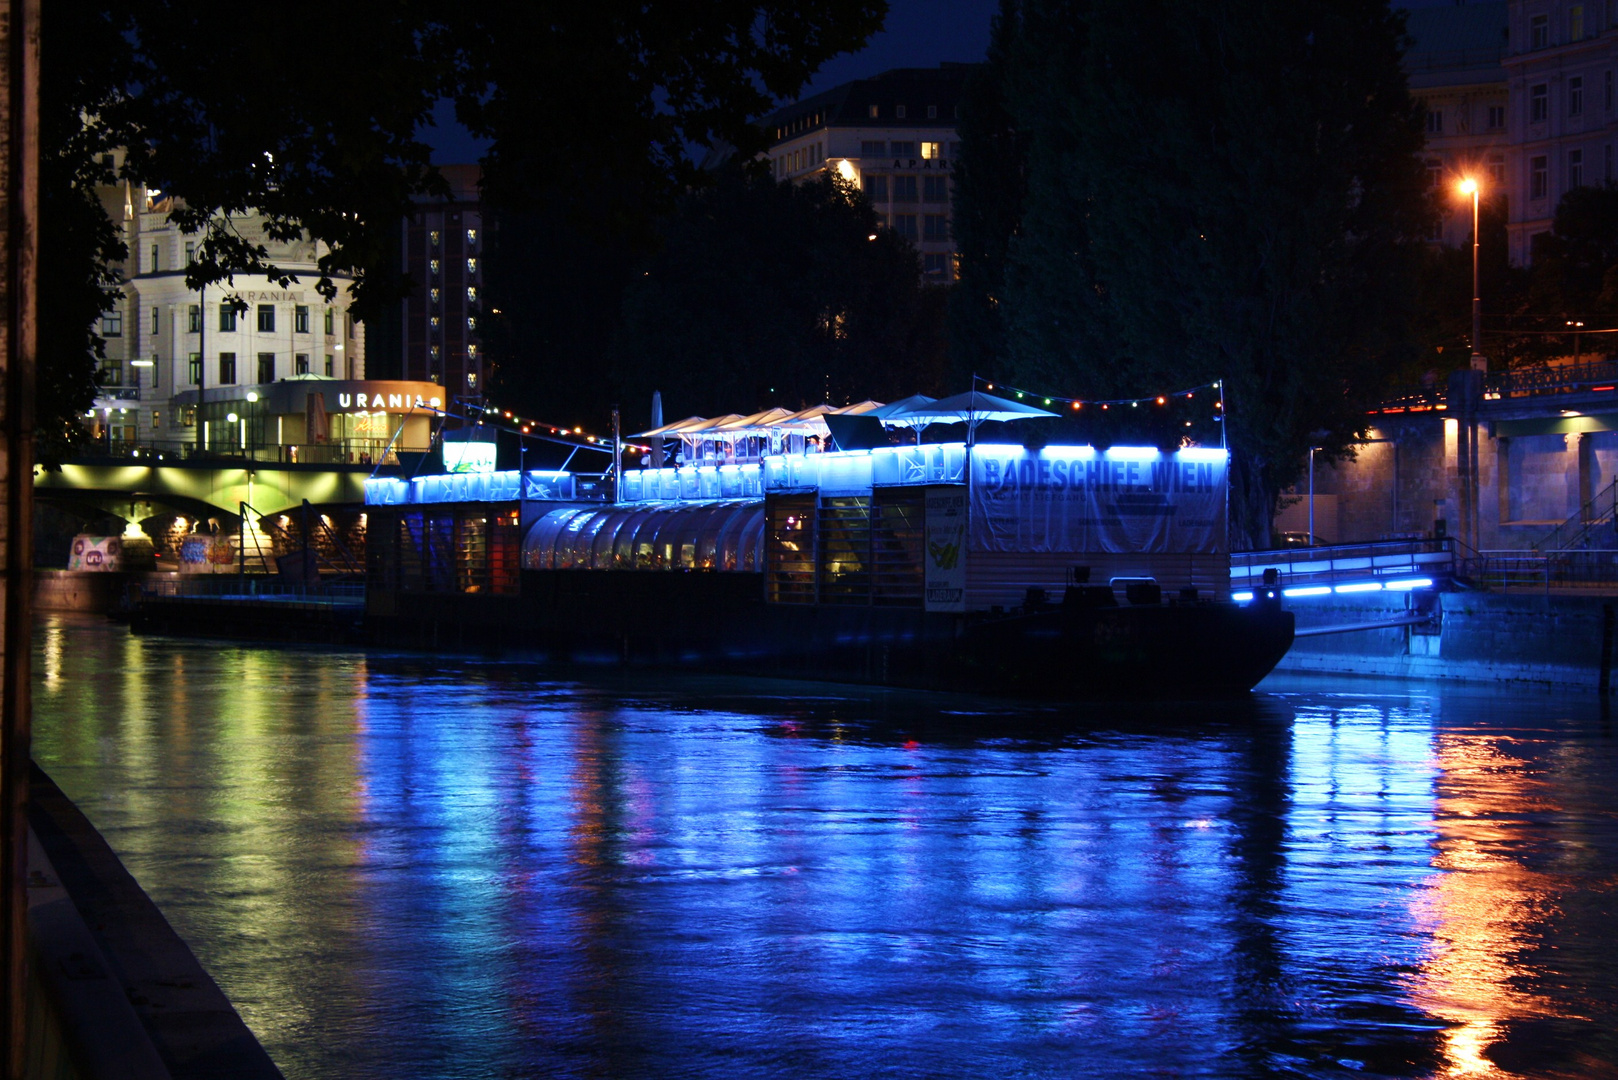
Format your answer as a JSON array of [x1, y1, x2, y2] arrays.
[[1230, 538, 1456, 594]]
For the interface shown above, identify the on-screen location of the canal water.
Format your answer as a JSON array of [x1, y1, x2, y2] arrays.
[[31, 614, 1618, 1079]]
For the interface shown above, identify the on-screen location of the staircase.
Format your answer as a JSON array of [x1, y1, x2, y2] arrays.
[[1533, 478, 1618, 552]]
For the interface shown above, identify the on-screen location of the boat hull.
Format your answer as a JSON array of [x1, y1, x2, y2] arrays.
[[364, 570, 1294, 699]]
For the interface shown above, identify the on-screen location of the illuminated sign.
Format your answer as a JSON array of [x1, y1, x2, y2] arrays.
[[442, 441, 497, 474], [336, 391, 442, 412]]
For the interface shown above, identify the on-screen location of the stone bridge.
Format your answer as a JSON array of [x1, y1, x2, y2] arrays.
[[33, 458, 371, 528]]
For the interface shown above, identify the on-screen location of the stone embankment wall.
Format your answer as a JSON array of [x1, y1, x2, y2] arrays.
[[1278, 589, 1617, 692]]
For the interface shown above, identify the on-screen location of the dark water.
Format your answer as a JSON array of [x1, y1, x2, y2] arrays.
[[30, 614, 1618, 1080]]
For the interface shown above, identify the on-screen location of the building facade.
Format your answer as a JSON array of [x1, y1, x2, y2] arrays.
[[762, 65, 968, 281], [1503, 0, 1618, 263], [381, 164, 485, 410], [90, 172, 370, 456]]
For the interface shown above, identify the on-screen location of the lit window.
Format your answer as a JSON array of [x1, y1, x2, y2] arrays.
[[921, 141, 941, 159], [324, 307, 334, 334], [868, 104, 879, 119]]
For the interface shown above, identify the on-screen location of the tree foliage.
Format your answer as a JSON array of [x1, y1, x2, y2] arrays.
[[954, 0, 1434, 548], [39, 0, 886, 456], [609, 170, 950, 424]]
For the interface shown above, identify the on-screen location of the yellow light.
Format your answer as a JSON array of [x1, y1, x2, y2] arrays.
[[1458, 177, 1478, 195], [837, 160, 857, 182], [1156, 396, 1165, 405]]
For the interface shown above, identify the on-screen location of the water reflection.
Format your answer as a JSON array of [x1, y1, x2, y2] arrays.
[[30, 618, 1618, 1079]]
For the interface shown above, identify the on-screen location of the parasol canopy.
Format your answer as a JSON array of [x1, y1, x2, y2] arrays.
[[883, 390, 1059, 426]]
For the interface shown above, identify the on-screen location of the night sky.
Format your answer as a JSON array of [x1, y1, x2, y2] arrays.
[[421, 0, 1454, 164]]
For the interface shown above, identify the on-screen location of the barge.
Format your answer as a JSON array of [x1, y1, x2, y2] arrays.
[[361, 401, 1293, 697]]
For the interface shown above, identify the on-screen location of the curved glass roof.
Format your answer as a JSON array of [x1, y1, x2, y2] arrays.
[[522, 501, 765, 572]]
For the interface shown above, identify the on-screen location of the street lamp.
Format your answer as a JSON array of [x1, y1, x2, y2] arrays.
[[1458, 177, 1485, 371]]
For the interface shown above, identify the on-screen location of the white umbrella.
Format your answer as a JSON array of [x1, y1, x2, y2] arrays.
[[870, 394, 938, 428], [885, 390, 1059, 427]]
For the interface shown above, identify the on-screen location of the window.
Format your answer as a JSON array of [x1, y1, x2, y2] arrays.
[[101, 309, 122, 337], [866, 174, 889, 202], [429, 230, 440, 247], [1570, 147, 1585, 188], [219, 352, 236, 384], [1608, 144, 1614, 183], [188, 353, 202, 384], [890, 140, 916, 159], [1531, 154, 1549, 199], [294, 305, 309, 333], [921, 141, 941, 159], [1532, 13, 1549, 48], [1570, 76, 1584, 116], [1427, 109, 1444, 134], [923, 253, 949, 277], [184, 241, 195, 265], [1425, 159, 1443, 188], [1488, 104, 1506, 130], [923, 175, 949, 202], [151, 307, 160, 335], [149, 244, 158, 272], [860, 140, 886, 158], [347, 313, 355, 338], [893, 175, 919, 202], [220, 306, 237, 333], [1488, 152, 1507, 185], [188, 304, 201, 333], [325, 354, 334, 377], [896, 105, 906, 119], [1609, 70, 1615, 111], [1531, 84, 1549, 122], [257, 304, 275, 332], [1573, 4, 1586, 39], [923, 214, 949, 243], [324, 307, 334, 334], [257, 352, 275, 383], [295, 353, 310, 375], [151, 356, 160, 390], [893, 214, 918, 241], [927, 105, 938, 119], [868, 104, 879, 119]]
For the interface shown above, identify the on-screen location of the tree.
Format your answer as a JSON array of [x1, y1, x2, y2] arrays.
[[609, 170, 949, 422], [38, 0, 886, 457], [954, 0, 1433, 548]]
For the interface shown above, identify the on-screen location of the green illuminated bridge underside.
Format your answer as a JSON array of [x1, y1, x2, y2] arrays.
[[33, 459, 371, 523]]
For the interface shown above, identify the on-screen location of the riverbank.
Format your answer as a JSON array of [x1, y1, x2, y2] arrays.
[[1278, 587, 1618, 692]]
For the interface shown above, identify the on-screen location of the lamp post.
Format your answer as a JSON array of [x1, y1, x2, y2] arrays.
[[1458, 177, 1485, 371]]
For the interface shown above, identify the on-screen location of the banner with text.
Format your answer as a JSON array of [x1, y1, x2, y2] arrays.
[[923, 485, 967, 612], [970, 447, 1227, 554]]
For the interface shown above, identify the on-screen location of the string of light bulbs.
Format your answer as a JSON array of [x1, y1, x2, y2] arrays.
[[465, 401, 650, 453], [974, 374, 1225, 412]]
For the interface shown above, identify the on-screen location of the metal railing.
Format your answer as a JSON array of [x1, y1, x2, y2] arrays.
[[140, 576, 364, 603], [1231, 538, 1457, 589], [1533, 478, 1618, 552]]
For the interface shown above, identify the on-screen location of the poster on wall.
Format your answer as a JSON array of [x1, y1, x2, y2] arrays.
[[67, 535, 121, 571], [969, 446, 1227, 555], [923, 485, 967, 612]]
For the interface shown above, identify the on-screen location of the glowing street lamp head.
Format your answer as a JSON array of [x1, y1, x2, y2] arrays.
[[1458, 177, 1478, 196]]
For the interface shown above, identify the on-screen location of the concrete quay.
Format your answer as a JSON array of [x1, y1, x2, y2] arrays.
[[1277, 586, 1618, 692]]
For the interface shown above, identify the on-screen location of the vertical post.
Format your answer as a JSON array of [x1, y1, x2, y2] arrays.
[[1471, 185, 1483, 371], [1308, 446, 1316, 546], [611, 405, 621, 505], [0, 0, 38, 1069]]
